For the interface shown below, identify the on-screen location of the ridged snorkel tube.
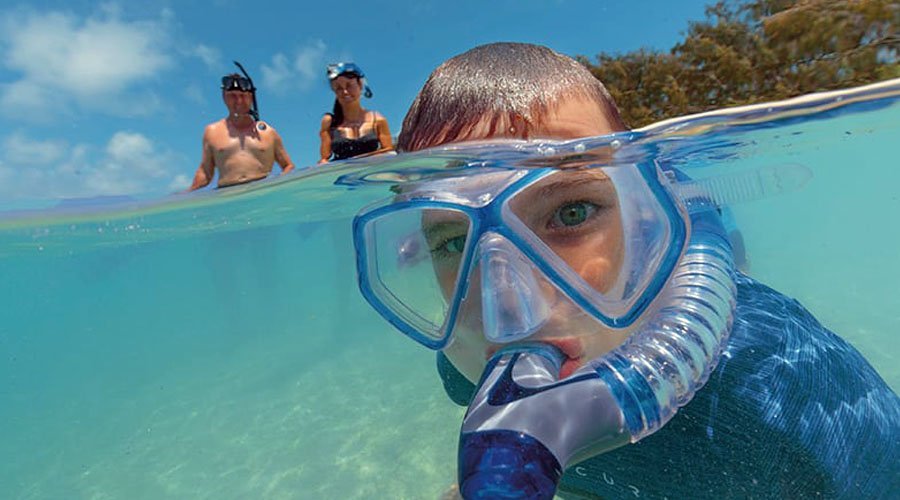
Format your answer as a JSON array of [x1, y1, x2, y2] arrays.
[[457, 187, 737, 499]]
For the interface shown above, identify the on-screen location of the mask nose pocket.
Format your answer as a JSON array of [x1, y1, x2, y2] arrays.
[[478, 232, 550, 343]]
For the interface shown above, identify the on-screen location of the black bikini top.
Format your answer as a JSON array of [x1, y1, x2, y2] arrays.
[[330, 112, 380, 160]]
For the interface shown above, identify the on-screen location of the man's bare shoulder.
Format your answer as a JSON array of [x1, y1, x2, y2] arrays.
[[256, 121, 283, 140], [203, 119, 228, 137]]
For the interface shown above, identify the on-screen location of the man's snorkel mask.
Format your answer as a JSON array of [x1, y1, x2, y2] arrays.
[[222, 60, 259, 121], [327, 62, 374, 98], [352, 146, 804, 498]]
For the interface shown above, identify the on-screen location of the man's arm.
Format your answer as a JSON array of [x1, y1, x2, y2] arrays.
[[188, 127, 216, 191], [273, 131, 295, 175], [318, 114, 332, 164]]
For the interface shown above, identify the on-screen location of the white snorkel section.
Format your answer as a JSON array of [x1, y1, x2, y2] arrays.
[[457, 165, 740, 499]]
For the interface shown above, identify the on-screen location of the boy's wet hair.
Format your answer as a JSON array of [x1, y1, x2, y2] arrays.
[[398, 42, 627, 152]]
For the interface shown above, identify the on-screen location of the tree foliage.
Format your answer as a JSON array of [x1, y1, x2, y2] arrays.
[[579, 0, 899, 127]]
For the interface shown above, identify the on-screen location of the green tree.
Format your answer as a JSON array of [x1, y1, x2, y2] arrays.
[[580, 0, 899, 128]]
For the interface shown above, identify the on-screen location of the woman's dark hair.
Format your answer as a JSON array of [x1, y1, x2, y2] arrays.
[[330, 99, 344, 129], [398, 42, 626, 151]]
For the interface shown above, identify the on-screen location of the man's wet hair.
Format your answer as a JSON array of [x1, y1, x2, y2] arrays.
[[398, 42, 627, 152]]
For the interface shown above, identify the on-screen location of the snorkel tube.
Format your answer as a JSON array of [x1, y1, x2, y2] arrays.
[[458, 181, 737, 499], [232, 60, 260, 122]]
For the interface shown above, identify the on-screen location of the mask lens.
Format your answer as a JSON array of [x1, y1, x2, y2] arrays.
[[506, 167, 674, 320], [362, 206, 473, 343], [222, 76, 252, 91]]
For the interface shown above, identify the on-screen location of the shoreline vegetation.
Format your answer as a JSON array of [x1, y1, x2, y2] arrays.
[[581, 0, 899, 127]]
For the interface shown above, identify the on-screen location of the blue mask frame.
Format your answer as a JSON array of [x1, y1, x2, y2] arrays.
[[353, 163, 688, 350]]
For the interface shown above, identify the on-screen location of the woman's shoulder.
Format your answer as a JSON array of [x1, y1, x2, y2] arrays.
[[370, 110, 389, 123], [320, 113, 334, 128]]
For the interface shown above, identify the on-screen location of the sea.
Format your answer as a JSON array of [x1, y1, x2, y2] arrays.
[[1, 79, 898, 499]]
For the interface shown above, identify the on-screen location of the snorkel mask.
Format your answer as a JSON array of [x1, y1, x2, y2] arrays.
[[351, 145, 763, 498], [222, 60, 259, 121], [327, 62, 374, 98]]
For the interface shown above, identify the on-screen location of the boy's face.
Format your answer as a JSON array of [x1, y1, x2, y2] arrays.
[[429, 168, 630, 382], [427, 95, 628, 382]]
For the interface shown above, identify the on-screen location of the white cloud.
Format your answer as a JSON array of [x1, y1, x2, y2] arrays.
[[107, 131, 153, 162], [0, 131, 186, 200], [261, 53, 293, 91], [294, 40, 327, 81], [183, 83, 207, 105], [187, 43, 221, 69], [169, 174, 191, 191], [0, 82, 57, 120], [261, 40, 327, 93], [2, 132, 68, 166], [0, 7, 174, 119]]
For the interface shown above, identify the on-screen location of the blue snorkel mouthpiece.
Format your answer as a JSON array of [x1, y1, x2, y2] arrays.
[[459, 344, 568, 499], [458, 341, 639, 499], [458, 430, 560, 499]]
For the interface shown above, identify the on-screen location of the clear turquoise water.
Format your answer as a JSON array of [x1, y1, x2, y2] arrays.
[[1, 80, 898, 498]]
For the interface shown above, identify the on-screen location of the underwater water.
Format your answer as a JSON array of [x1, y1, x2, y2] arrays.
[[1, 79, 898, 499]]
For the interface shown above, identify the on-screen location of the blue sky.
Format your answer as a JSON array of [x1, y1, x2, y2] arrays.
[[0, 0, 713, 201]]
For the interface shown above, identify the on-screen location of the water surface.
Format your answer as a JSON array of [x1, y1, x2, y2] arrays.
[[2, 79, 898, 498]]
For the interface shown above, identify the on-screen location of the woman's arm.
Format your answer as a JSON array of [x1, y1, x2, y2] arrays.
[[318, 114, 333, 164], [345, 112, 396, 159], [375, 112, 394, 151]]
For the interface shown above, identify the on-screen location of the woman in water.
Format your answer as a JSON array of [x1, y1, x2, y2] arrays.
[[354, 43, 899, 499], [318, 62, 393, 163]]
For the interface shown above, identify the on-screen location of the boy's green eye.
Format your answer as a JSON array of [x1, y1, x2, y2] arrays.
[[429, 234, 467, 257], [444, 235, 466, 254], [555, 202, 594, 227]]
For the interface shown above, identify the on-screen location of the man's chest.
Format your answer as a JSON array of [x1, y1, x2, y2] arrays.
[[213, 133, 271, 157]]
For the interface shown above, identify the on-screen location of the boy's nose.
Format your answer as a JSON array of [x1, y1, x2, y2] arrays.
[[477, 232, 549, 343]]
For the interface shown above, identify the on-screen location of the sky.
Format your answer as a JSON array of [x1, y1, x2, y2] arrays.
[[0, 0, 714, 202]]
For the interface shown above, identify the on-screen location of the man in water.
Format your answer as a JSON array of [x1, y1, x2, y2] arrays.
[[189, 69, 294, 190], [365, 42, 899, 498]]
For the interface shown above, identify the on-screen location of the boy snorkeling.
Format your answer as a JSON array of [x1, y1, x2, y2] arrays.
[[354, 43, 899, 498]]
